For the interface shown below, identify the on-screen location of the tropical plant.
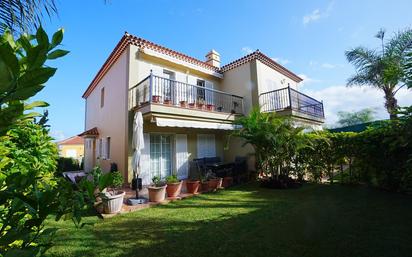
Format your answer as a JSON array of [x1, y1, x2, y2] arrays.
[[0, 0, 57, 34], [345, 28, 412, 119], [0, 27, 69, 135]]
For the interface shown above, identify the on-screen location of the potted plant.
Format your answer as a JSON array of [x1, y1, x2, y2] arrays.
[[200, 175, 209, 192], [152, 95, 162, 103], [148, 176, 167, 202], [222, 176, 233, 188], [186, 178, 200, 194], [163, 98, 172, 105], [165, 174, 182, 198], [180, 100, 188, 108], [100, 171, 126, 214], [208, 174, 221, 191], [206, 104, 215, 111], [196, 99, 205, 110], [188, 102, 196, 108]]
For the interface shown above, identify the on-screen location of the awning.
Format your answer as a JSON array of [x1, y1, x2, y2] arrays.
[[156, 118, 241, 130]]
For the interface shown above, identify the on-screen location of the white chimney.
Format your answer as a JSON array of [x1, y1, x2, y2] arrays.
[[205, 49, 220, 68]]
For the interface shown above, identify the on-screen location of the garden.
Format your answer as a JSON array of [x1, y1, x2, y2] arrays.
[[1, 2, 412, 257]]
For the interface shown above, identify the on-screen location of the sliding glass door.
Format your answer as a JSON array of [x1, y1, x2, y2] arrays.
[[150, 134, 172, 179]]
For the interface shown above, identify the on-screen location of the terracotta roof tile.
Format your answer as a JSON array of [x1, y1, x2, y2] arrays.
[[78, 127, 99, 137], [82, 34, 302, 98], [220, 50, 303, 82], [58, 136, 84, 145]]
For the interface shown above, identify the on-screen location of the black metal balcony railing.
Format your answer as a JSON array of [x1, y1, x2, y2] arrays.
[[129, 74, 244, 114], [259, 87, 325, 119]]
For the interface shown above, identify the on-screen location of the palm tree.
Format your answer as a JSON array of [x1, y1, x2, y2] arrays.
[[345, 28, 412, 119], [0, 0, 57, 33]]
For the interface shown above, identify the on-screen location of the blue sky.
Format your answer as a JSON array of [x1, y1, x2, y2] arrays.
[[38, 0, 412, 140]]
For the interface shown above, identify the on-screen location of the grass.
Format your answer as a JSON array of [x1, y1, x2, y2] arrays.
[[46, 183, 412, 257]]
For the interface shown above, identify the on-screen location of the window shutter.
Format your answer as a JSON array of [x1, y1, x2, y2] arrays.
[[197, 134, 216, 158], [205, 81, 214, 105], [175, 134, 188, 180], [140, 133, 151, 185]]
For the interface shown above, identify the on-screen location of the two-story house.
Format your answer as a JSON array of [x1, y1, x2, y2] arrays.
[[79, 32, 325, 185]]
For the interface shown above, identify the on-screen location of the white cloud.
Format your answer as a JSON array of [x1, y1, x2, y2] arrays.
[[302, 1, 334, 26], [272, 57, 291, 65], [241, 46, 254, 55], [320, 63, 336, 69], [50, 130, 66, 141], [297, 74, 321, 87], [302, 86, 412, 126]]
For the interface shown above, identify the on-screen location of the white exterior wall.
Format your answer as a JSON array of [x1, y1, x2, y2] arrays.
[[84, 49, 129, 174], [255, 60, 299, 95]]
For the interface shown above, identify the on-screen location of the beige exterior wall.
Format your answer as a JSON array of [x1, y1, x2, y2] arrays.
[[58, 144, 84, 159], [255, 60, 299, 95], [84, 48, 129, 176], [221, 62, 257, 115], [128, 45, 222, 91]]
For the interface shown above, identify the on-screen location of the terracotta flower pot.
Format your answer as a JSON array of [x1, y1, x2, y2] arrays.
[[152, 95, 162, 103], [201, 181, 209, 192], [197, 103, 204, 110], [222, 176, 233, 188], [186, 180, 200, 194], [208, 178, 220, 191], [166, 181, 182, 198], [180, 101, 188, 108], [206, 104, 215, 111], [163, 99, 172, 105], [188, 103, 196, 108], [148, 185, 167, 202]]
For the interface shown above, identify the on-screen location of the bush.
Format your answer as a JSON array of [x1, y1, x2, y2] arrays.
[[57, 157, 80, 173]]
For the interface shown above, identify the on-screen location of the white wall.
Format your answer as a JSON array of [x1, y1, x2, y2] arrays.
[[255, 60, 299, 95], [84, 48, 129, 174]]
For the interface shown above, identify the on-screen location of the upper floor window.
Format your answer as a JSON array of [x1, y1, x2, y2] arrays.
[[196, 79, 205, 101], [100, 87, 105, 108]]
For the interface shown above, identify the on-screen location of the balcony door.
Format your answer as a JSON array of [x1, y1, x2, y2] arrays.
[[163, 70, 175, 103], [150, 134, 172, 179]]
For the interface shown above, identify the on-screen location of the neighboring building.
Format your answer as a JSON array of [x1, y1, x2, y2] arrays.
[[79, 33, 325, 184], [57, 136, 84, 161]]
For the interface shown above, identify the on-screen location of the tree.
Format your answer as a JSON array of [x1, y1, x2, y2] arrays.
[[345, 28, 412, 119], [0, 0, 57, 34], [336, 108, 375, 127]]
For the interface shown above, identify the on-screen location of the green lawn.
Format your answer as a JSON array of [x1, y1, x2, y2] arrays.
[[46, 183, 412, 257]]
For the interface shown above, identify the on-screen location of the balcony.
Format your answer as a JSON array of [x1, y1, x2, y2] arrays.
[[259, 87, 325, 123], [129, 74, 244, 116]]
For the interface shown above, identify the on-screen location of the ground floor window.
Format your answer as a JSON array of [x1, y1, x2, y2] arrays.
[[150, 134, 172, 179]]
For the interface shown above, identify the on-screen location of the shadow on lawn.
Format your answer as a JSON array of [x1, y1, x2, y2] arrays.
[[48, 184, 412, 257]]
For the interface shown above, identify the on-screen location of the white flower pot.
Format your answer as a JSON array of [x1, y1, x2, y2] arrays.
[[102, 191, 125, 214]]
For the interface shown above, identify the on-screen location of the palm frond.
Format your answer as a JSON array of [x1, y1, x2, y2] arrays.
[[0, 0, 57, 34], [385, 28, 412, 58], [345, 47, 380, 70]]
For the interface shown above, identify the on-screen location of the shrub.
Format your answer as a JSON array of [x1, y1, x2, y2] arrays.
[[111, 171, 124, 189], [57, 157, 80, 173], [166, 174, 179, 183]]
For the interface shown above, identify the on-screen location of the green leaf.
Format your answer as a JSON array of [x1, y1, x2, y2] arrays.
[[18, 67, 57, 88], [51, 29, 64, 48], [0, 42, 19, 75], [25, 101, 49, 110], [47, 49, 69, 60], [27, 45, 48, 69], [36, 26, 49, 49], [3, 85, 44, 101]]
